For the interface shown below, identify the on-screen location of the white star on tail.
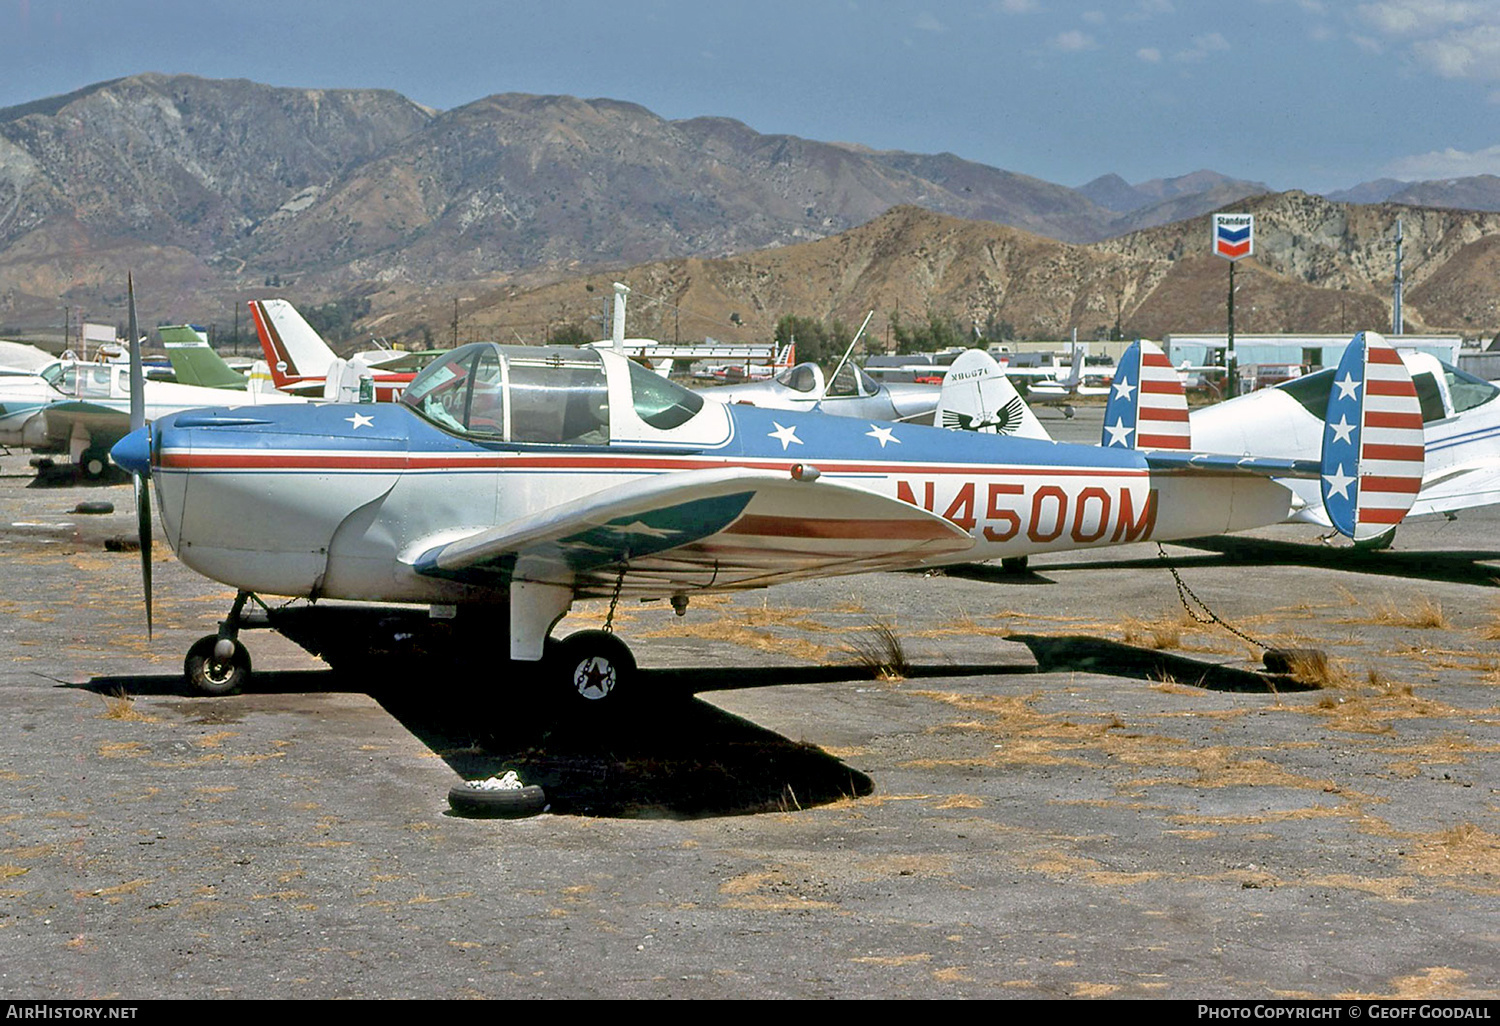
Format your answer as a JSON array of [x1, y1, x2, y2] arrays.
[[865, 424, 900, 448], [769, 422, 802, 449], [1334, 372, 1362, 401], [1111, 376, 1136, 402], [346, 413, 374, 430], [1323, 463, 1356, 500], [1103, 417, 1135, 448], [1327, 415, 1356, 445]]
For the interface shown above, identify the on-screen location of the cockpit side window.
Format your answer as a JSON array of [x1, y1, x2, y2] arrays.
[[507, 350, 609, 445], [1444, 363, 1500, 414], [465, 347, 506, 439], [775, 364, 818, 393], [1411, 372, 1447, 423], [626, 359, 703, 430], [826, 363, 861, 397], [401, 347, 476, 433]]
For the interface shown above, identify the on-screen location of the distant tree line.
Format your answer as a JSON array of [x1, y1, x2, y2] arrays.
[[302, 297, 373, 345]]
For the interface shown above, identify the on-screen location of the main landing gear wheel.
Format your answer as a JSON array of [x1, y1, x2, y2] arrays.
[[1061, 404, 1076, 420], [79, 447, 110, 480], [1000, 555, 1029, 573], [184, 635, 252, 696], [549, 630, 636, 710]]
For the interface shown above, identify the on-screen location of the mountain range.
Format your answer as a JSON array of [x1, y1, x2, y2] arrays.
[[1, 73, 1498, 346]]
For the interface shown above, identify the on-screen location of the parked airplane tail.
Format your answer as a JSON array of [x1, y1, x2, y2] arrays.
[[249, 299, 338, 388], [160, 325, 249, 390], [1101, 339, 1192, 451], [1129, 331, 1425, 544], [935, 349, 1051, 440], [1320, 331, 1425, 542]]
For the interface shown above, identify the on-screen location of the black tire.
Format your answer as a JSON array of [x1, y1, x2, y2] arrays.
[[1062, 404, 1076, 420], [447, 783, 547, 818], [79, 448, 110, 480], [184, 634, 251, 696], [1000, 555, 1029, 573], [549, 629, 636, 709]]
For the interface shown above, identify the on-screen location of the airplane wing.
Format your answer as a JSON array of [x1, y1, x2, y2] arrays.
[[406, 466, 975, 597], [1408, 461, 1500, 517], [43, 400, 129, 443]]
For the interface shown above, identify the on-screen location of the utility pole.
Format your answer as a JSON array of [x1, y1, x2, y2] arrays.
[[452, 298, 459, 348], [1392, 217, 1404, 336]]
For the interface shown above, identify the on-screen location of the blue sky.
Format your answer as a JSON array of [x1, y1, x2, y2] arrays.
[[2, 0, 1498, 194]]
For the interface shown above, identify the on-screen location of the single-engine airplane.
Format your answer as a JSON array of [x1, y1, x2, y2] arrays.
[[112, 271, 1425, 707]]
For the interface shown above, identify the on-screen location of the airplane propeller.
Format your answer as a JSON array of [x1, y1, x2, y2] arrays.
[[125, 274, 153, 637]]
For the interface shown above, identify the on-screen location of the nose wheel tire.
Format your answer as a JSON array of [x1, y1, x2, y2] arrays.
[[548, 630, 636, 710], [184, 635, 252, 696]]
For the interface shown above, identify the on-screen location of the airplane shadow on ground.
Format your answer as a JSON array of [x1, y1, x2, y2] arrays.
[[1004, 634, 1313, 693], [79, 665, 878, 819], [1009, 535, 1500, 589], [79, 637, 1294, 816]]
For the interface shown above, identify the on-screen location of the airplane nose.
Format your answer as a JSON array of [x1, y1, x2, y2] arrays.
[[111, 427, 150, 476]]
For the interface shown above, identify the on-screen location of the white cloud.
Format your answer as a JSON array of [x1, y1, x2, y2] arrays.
[[1053, 29, 1099, 51], [1355, 1, 1500, 82], [1083, 10, 1106, 25], [1137, 46, 1162, 62], [914, 11, 947, 32], [1358, 0, 1490, 37], [1412, 24, 1500, 79], [995, 0, 1040, 13], [1386, 143, 1500, 178], [1173, 31, 1230, 62]]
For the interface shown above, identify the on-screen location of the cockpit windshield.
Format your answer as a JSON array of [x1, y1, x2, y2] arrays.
[[402, 343, 609, 445]]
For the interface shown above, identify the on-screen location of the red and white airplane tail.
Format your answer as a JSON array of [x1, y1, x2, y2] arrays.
[[249, 298, 413, 402]]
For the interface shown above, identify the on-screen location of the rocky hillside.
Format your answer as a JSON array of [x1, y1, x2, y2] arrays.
[[407, 195, 1500, 349]]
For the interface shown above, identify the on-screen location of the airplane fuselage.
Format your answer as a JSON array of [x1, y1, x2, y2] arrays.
[[145, 397, 1292, 607]]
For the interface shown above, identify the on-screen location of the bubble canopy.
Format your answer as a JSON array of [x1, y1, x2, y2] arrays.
[[400, 342, 706, 445]]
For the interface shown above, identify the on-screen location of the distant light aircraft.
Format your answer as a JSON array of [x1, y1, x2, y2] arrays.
[[0, 356, 305, 477], [111, 278, 1422, 701], [249, 299, 418, 401]]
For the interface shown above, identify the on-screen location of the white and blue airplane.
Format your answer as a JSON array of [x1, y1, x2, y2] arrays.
[[1101, 334, 1490, 543], [110, 299, 1424, 704]]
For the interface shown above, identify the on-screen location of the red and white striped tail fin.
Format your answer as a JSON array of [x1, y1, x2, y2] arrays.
[[1101, 339, 1191, 451], [1320, 331, 1425, 542]]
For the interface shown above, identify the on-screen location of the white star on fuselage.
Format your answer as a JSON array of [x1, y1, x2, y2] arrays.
[[1328, 415, 1356, 445], [769, 422, 803, 449], [1111, 376, 1136, 402], [865, 424, 900, 448], [1334, 373, 1362, 401], [346, 413, 374, 430], [1323, 462, 1356, 500], [1104, 417, 1135, 447]]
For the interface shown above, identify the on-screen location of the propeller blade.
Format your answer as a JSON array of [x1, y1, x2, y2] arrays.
[[135, 462, 153, 638], [125, 274, 152, 636], [127, 274, 144, 432]]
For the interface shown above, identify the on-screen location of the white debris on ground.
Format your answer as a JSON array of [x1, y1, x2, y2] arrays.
[[464, 771, 525, 791]]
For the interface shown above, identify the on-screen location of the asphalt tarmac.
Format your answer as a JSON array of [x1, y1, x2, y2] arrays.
[[1, 407, 1498, 1000]]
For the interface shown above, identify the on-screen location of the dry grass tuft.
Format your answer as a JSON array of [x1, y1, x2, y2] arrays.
[[99, 689, 157, 723], [848, 621, 911, 681], [1343, 594, 1451, 629], [1122, 612, 1189, 650], [1285, 651, 1354, 689]]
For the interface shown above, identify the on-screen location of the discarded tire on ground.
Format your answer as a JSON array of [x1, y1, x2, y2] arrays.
[[447, 782, 547, 818]]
